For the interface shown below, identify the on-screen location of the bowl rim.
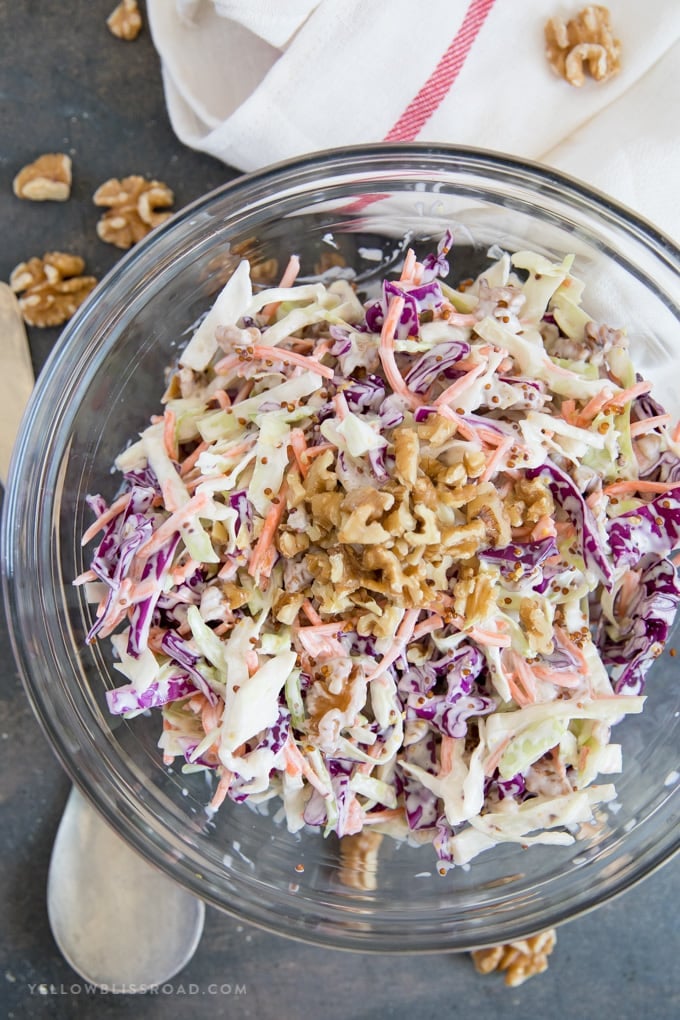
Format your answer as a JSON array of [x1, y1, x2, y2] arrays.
[[3, 142, 679, 952]]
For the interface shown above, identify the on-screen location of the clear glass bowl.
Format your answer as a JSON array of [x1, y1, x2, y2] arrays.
[[3, 145, 679, 952]]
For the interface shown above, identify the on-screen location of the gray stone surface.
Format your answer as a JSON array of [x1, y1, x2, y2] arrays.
[[0, 2, 678, 1018]]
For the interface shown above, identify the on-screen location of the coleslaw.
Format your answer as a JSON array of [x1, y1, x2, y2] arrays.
[[78, 234, 680, 869]]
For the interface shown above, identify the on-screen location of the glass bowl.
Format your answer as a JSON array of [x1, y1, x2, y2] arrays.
[[3, 145, 679, 952]]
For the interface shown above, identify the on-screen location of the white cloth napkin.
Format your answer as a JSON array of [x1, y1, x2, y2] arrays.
[[147, 0, 680, 242]]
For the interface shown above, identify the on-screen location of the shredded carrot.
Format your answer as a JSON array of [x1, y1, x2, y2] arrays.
[[209, 770, 234, 810], [433, 361, 487, 409], [250, 344, 334, 380], [630, 414, 671, 436], [180, 440, 208, 477], [213, 353, 242, 377], [483, 736, 512, 777], [479, 435, 514, 483], [510, 651, 537, 704], [361, 809, 404, 826], [356, 741, 384, 776], [171, 558, 201, 585], [505, 670, 532, 707], [333, 391, 349, 421], [201, 699, 221, 735], [378, 296, 420, 409], [135, 490, 210, 559], [531, 665, 582, 688], [248, 481, 288, 581], [262, 254, 301, 321], [367, 608, 420, 681], [81, 492, 132, 546], [73, 569, 97, 586], [554, 521, 577, 539], [289, 427, 309, 477], [574, 387, 616, 426], [302, 599, 324, 625], [468, 626, 511, 648], [439, 735, 457, 775], [217, 558, 239, 581], [603, 479, 680, 496], [672, 422, 680, 444], [233, 379, 254, 404], [400, 248, 417, 282], [412, 613, 444, 640], [443, 307, 477, 327], [672, 550, 680, 566], [283, 736, 331, 797], [163, 408, 179, 461], [617, 569, 640, 617], [301, 441, 335, 462], [531, 515, 558, 541], [161, 478, 184, 514], [601, 379, 652, 413], [213, 389, 231, 410]]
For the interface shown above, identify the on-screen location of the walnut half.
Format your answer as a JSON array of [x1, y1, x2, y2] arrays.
[[545, 6, 621, 87], [13, 153, 72, 202], [9, 253, 97, 328], [107, 0, 143, 40], [93, 175, 174, 249], [471, 929, 557, 986]]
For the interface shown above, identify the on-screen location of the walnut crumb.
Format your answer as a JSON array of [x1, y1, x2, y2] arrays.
[[93, 175, 174, 249], [9, 252, 97, 328], [471, 929, 557, 986], [13, 153, 72, 202], [107, 0, 143, 40], [545, 6, 621, 87]]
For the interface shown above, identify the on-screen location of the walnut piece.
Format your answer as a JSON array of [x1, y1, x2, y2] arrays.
[[93, 175, 174, 249], [545, 6, 621, 87], [471, 930, 557, 986], [9, 252, 97, 328], [338, 830, 384, 891], [107, 0, 143, 40], [13, 153, 72, 202]]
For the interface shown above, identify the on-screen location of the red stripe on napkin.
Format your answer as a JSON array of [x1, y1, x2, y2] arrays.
[[384, 0, 497, 142]]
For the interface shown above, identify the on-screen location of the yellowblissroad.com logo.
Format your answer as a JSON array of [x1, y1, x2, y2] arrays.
[[27, 982, 247, 997]]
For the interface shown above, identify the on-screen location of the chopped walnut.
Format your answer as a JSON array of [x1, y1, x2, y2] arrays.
[[107, 0, 143, 40], [466, 490, 512, 547], [545, 6, 621, 87], [337, 488, 394, 545], [471, 929, 557, 986], [9, 252, 97, 328], [455, 571, 496, 626], [519, 597, 554, 654], [13, 153, 72, 202], [509, 476, 554, 526], [338, 830, 384, 891], [93, 175, 174, 249], [393, 427, 420, 486], [417, 413, 458, 447]]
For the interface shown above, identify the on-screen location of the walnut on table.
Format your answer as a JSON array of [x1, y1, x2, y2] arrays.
[[107, 0, 143, 40], [471, 929, 557, 987], [545, 6, 621, 87], [93, 175, 175, 249], [13, 153, 72, 202], [9, 253, 97, 328]]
